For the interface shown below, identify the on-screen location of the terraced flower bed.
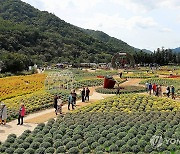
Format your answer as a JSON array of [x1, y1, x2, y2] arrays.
[[96, 86, 146, 94], [123, 73, 158, 79], [1, 94, 180, 154]]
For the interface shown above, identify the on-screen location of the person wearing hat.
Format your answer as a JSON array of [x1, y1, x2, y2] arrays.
[[0, 102, 7, 125], [17, 103, 26, 125]]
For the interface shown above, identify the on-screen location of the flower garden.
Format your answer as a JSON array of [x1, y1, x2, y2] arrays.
[[1, 67, 180, 154], [0, 94, 180, 154]]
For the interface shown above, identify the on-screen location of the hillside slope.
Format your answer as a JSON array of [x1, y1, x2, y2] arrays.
[[0, 0, 139, 65]]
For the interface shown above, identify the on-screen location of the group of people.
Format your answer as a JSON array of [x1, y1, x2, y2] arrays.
[[53, 87, 90, 114], [146, 82, 175, 99], [0, 102, 26, 125]]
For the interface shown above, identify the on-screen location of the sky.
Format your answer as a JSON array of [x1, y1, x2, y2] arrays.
[[22, 0, 180, 51]]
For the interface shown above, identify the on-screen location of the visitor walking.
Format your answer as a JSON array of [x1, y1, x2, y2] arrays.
[[119, 72, 123, 78], [54, 95, 58, 115], [171, 85, 175, 99], [68, 92, 74, 110], [81, 87, 85, 102], [156, 85, 159, 96], [148, 83, 152, 95], [166, 86, 170, 97], [0, 102, 7, 125], [57, 96, 63, 114], [145, 82, 149, 93], [72, 90, 77, 106], [152, 83, 157, 95], [116, 86, 120, 95], [17, 104, 26, 125], [159, 85, 162, 97], [85, 87, 90, 101]]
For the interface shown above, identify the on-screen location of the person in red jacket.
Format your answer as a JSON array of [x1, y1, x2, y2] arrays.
[[152, 83, 157, 95], [17, 104, 26, 125]]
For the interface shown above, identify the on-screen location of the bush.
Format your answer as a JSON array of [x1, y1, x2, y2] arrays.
[[43, 137, 53, 145], [120, 145, 131, 153], [104, 141, 112, 147], [53, 140, 63, 149], [68, 147, 79, 154], [63, 138, 72, 145], [56, 146, 66, 153], [115, 140, 126, 147], [98, 137, 106, 144], [33, 138, 43, 143], [6, 137, 16, 143], [11, 143, 19, 149], [25, 137, 34, 144], [45, 147, 55, 154], [19, 142, 30, 149], [29, 142, 40, 150], [82, 147, 90, 153], [66, 141, 77, 150], [131, 145, 141, 153], [5, 147, 15, 154], [79, 142, 88, 149], [76, 139, 83, 145], [13, 148, 25, 154], [145, 145, 153, 153], [40, 142, 51, 148], [24, 148, 35, 154], [86, 137, 95, 145], [109, 144, 118, 152], [35, 147, 45, 154]]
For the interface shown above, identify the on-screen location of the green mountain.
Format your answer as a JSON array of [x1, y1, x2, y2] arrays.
[[0, 0, 144, 67], [83, 29, 138, 53]]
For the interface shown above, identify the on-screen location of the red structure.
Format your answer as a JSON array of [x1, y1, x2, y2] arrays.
[[103, 76, 116, 89]]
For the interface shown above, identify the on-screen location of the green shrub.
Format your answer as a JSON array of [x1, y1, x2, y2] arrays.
[[145, 145, 153, 153], [79, 142, 88, 149], [6, 137, 16, 143], [13, 148, 25, 154], [56, 146, 66, 153], [40, 142, 51, 148], [76, 139, 83, 145], [43, 137, 53, 145], [19, 142, 30, 149], [66, 141, 77, 150], [98, 137, 106, 144], [11, 143, 19, 149], [120, 145, 131, 153], [29, 142, 40, 149], [45, 147, 55, 154], [63, 138, 72, 145], [5, 147, 15, 154], [109, 144, 118, 152], [35, 147, 45, 154], [25, 137, 34, 144], [82, 147, 90, 153], [104, 141, 112, 147], [24, 148, 35, 154], [2, 141, 11, 148], [91, 142, 100, 149], [53, 140, 63, 149], [68, 147, 79, 154], [86, 137, 95, 145], [53, 134, 63, 140], [115, 140, 126, 147], [131, 145, 141, 153], [33, 138, 43, 143]]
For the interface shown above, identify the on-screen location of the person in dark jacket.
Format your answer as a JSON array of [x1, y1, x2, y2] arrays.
[[148, 83, 152, 95], [68, 93, 74, 110], [171, 85, 175, 99], [85, 87, 90, 101], [72, 90, 77, 106], [54, 95, 58, 115], [166, 86, 170, 97], [81, 87, 85, 102]]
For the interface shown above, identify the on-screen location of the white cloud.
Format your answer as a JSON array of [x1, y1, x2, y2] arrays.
[[160, 27, 173, 32], [111, 0, 180, 13], [82, 14, 157, 31]]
